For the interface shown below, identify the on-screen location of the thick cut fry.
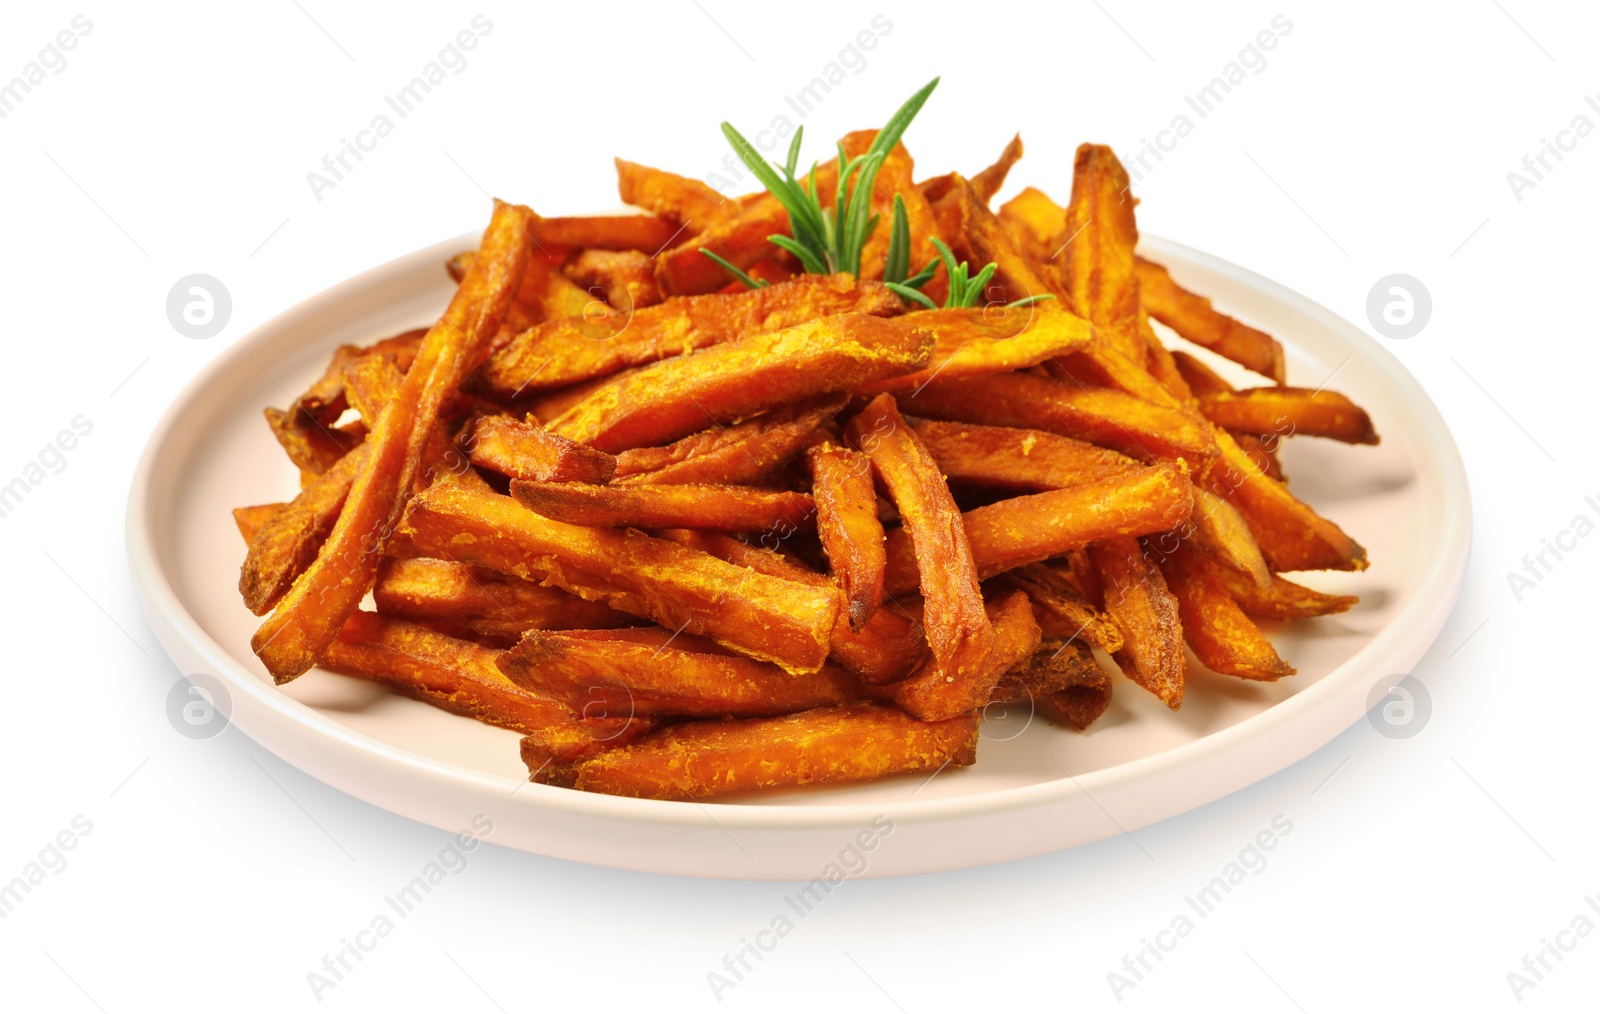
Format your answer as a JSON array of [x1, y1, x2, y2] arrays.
[[531, 214, 678, 252], [1214, 568, 1359, 620], [373, 557, 635, 642], [1231, 430, 1285, 481], [998, 186, 1066, 263], [970, 133, 1024, 206], [1169, 349, 1237, 397], [904, 372, 1214, 463], [233, 503, 286, 545], [1198, 388, 1379, 445], [1091, 537, 1185, 710], [239, 446, 364, 615], [1157, 546, 1294, 680], [846, 394, 995, 681], [615, 158, 730, 229], [532, 704, 978, 799], [478, 273, 900, 397], [806, 443, 886, 631], [1142, 485, 1275, 591], [252, 201, 535, 682], [860, 305, 1099, 395], [265, 406, 360, 478], [1032, 639, 1114, 731], [894, 589, 1041, 721], [466, 415, 617, 483], [562, 249, 662, 311], [1004, 562, 1124, 654], [323, 612, 643, 756], [510, 480, 816, 534], [1059, 144, 1146, 367], [399, 483, 838, 673], [341, 356, 487, 493], [929, 174, 1059, 304], [1202, 429, 1367, 572], [654, 185, 799, 297], [908, 418, 1139, 493], [548, 313, 934, 452], [1135, 257, 1286, 383], [498, 629, 866, 718], [613, 395, 845, 485], [882, 463, 1195, 594]]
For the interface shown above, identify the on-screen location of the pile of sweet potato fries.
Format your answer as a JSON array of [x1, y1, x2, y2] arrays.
[[234, 85, 1374, 801]]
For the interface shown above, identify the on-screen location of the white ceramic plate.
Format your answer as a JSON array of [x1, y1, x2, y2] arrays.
[[126, 232, 1469, 879]]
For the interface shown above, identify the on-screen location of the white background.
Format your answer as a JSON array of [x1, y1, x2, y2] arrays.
[[1, 2, 1595, 1010]]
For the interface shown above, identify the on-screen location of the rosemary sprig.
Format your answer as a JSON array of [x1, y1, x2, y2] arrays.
[[886, 238, 1056, 311]]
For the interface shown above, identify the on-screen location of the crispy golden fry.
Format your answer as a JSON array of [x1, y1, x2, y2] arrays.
[[341, 356, 487, 493], [562, 249, 662, 311], [548, 313, 933, 452], [993, 633, 1100, 699], [652, 528, 929, 685], [1003, 562, 1124, 654], [1169, 349, 1236, 397], [511, 479, 816, 534], [466, 415, 617, 483], [970, 133, 1024, 206], [846, 394, 995, 681], [372, 557, 635, 642], [1059, 144, 1146, 368], [400, 483, 838, 673], [883, 463, 1194, 594], [1143, 485, 1275, 591], [997, 186, 1066, 263], [904, 372, 1214, 463], [1030, 639, 1114, 731], [1135, 257, 1286, 383], [613, 395, 845, 486], [1157, 545, 1294, 680], [1140, 309, 1195, 401], [239, 447, 363, 615], [860, 305, 1099, 395], [478, 273, 900, 397], [264, 406, 360, 478], [292, 329, 426, 426], [908, 418, 1139, 493], [894, 589, 1040, 721], [252, 201, 534, 681], [531, 703, 978, 799], [615, 158, 731, 229], [1203, 429, 1368, 572], [323, 612, 644, 756], [929, 174, 1058, 304], [532, 214, 678, 252], [1232, 430, 1284, 481], [806, 443, 886, 631], [1198, 387, 1379, 445], [232, 503, 285, 545], [499, 628, 866, 717], [1092, 537, 1185, 710], [1214, 567, 1358, 620]]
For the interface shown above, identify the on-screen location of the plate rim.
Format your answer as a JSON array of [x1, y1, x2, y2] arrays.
[[124, 230, 1472, 842]]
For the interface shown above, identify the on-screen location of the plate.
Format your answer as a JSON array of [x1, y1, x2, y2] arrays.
[[126, 232, 1470, 879]]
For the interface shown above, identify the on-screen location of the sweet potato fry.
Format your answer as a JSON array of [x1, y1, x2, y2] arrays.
[[881, 463, 1195, 594], [1149, 486, 1275, 591], [531, 703, 978, 799], [498, 628, 866, 717], [372, 557, 635, 642], [992, 633, 1102, 699], [264, 406, 360, 478], [232, 503, 285, 545], [1169, 349, 1236, 397], [615, 158, 731, 229], [998, 186, 1066, 263], [806, 443, 886, 630], [1091, 537, 1185, 710], [252, 201, 535, 681], [466, 415, 617, 483], [562, 249, 662, 311], [613, 395, 845, 486], [477, 273, 900, 397], [860, 305, 1099, 395], [322, 612, 642, 757], [970, 133, 1024, 206], [548, 313, 933, 452], [531, 214, 678, 252], [1059, 144, 1146, 368], [1135, 257, 1286, 383], [1157, 545, 1294, 680], [1214, 567, 1359, 620], [239, 446, 364, 615], [1231, 430, 1285, 481], [292, 328, 426, 426], [907, 418, 1139, 493], [1201, 430, 1368, 572], [341, 354, 486, 493], [1003, 562, 1124, 653], [1031, 640, 1114, 732], [894, 588, 1041, 721], [904, 372, 1214, 463], [1198, 387, 1379, 445], [399, 483, 838, 672], [510, 480, 816, 534], [846, 394, 995, 681]]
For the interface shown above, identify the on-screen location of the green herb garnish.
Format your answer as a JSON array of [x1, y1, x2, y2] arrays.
[[886, 238, 1055, 311]]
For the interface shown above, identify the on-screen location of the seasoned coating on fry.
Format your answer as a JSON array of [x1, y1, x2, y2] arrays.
[[511, 480, 816, 534], [1198, 387, 1379, 446], [859, 305, 1098, 395], [807, 443, 887, 631], [1136, 257, 1286, 383], [562, 248, 662, 311], [613, 395, 846, 486], [1202, 430, 1368, 572], [908, 418, 1139, 493], [532, 214, 679, 252], [1059, 144, 1146, 368], [466, 415, 618, 484], [372, 557, 636, 643], [894, 589, 1040, 722], [1157, 545, 1295, 681], [1092, 537, 1185, 710], [615, 158, 733, 230]]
